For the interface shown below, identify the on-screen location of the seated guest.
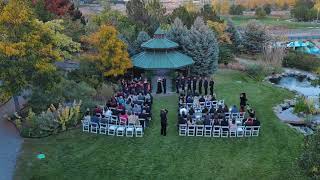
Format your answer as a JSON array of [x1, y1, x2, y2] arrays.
[[143, 104, 151, 116], [229, 118, 237, 131], [119, 111, 128, 123], [104, 108, 112, 117], [202, 107, 209, 114], [138, 93, 145, 101], [244, 117, 254, 126], [209, 106, 216, 114], [210, 94, 217, 101], [94, 106, 103, 115], [117, 103, 125, 111], [128, 112, 140, 125], [204, 113, 211, 125], [139, 110, 147, 120], [221, 118, 228, 127], [223, 105, 229, 113], [84, 109, 91, 121], [247, 106, 256, 118], [217, 105, 223, 114], [145, 93, 152, 103], [213, 118, 220, 126], [252, 118, 260, 126], [178, 115, 187, 125], [186, 96, 193, 103], [187, 115, 193, 125], [132, 104, 142, 114], [231, 105, 239, 114], [91, 114, 100, 124], [125, 101, 132, 113], [181, 111, 187, 119], [180, 106, 188, 115], [118, 96, 125, 105], [199, 96, 205, 103]]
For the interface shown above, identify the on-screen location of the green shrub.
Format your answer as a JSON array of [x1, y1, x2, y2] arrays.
[[294, 97, 317, 115], [255, 7, 266, 18], [283, 51, 320, 72], [299, 129, 320, 179], [244, 64, 267, 80], [219, 44, 235, 65]]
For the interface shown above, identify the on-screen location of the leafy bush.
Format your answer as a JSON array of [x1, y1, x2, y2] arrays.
[[263, 4, 272, 15], [219, 44, 235, 65], [283, 51, 320, 72], [255, 7, 266, 18], [245, 64, 266, 80], [291, 0, 317, 21], [0, 89, 11, 105], [294, 97, 317, 115], [229, 4, 245, 15], [299, 129, 320, 179], [94, 83, 116, 102]]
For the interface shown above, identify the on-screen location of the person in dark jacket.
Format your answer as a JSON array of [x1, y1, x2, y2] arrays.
[[175, 78, 180, 93], [198, 77, 203, 95], [203, 77, 209, 95], [192, 77, 197, 95], [187, 77, 192, 91], [209, 78, 214, 96], [160, 109, 169, 136], [162, 77, 167, 94], [181, 76, 185, 92], [240, 93, 247, 112]]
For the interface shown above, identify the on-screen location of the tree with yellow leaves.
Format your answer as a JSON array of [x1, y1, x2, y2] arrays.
[[0, 0, 80, 111], [212, 0, 230, 15], [207, 20, 231, 43], [84, 25, 132, 77], [314, 0, 320, 22]]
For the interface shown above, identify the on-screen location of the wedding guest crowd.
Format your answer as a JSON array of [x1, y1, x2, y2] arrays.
[[85, 77, 153, 129]]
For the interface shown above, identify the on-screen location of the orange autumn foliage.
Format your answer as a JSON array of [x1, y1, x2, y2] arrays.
[[83, 25, 132, 77]]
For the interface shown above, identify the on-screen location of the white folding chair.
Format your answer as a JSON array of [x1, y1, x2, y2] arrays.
[[252, 126, 260, 136], [219, 100, 224, 106], [229, 128, 237, 137], [237, 126, 244, 137], [179, 124, 187, 136], [108, 124, 117, 136], [204, 125, 212, 137], [82, 120, 90, 133], [199, 102, 205, 109], [231, 113, 239, 119], [126, 122, 135, 137], [187, 125, 195, 136], [212, 126, 221, 137], [196, 125, 204, 136], [99, 122, 108, 135], [135, 125, 143, 137], [221, 126, 229, 137], [116, 118, 127, 136], [239, 112, 245, 120], [111, 115, 119, 124], [245, 126, 253, 137], [224, 112, 231, 120], [90, 122, 99, 134]]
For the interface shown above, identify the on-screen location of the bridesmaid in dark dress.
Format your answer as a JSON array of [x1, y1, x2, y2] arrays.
[[156, 77, 162, 94]]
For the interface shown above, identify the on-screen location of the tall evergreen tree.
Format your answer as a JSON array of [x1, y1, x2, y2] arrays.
[[166, 18, 188, 48], [226, 18, 242, 48], [242, 20, 270, 54], [134, 31, 151, 54], [183, 17, 219, 76]]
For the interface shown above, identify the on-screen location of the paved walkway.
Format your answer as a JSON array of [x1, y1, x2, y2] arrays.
[[0, 97, 25, 180]]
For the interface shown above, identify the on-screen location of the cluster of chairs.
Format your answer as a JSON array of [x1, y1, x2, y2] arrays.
[[180, 100, 225, 110], [179, 124, 260, 137], [82, 115, 144, 137]]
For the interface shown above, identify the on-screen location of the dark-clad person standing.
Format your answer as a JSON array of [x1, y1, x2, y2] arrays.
[[203, 77, 208, 95], [156, 77, 162, 94], [240, 93, 247, 112], [187, 77, 192, 91], [175, 78, 180, 93], [209, 78, 214, 96], [192, 77, 197, 95], [181, 76, 185, 92], [162, 77, 167, 94], [160, 109, 169, 136], [198, 77, 203, 95]]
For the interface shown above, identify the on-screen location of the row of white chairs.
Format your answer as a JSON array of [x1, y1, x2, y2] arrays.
[[179, 124, 260, 137], [181, 100, 225, 109], [82, 120, 144, 137]]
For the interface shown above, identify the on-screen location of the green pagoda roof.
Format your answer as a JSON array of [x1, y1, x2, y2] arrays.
[[154, 27, 166, 35], [132, 51, 194, 69], [141, 38, 179, 49]]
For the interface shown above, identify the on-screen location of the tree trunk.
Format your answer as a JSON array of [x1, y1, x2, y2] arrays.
[[13, 95, 20, 112]]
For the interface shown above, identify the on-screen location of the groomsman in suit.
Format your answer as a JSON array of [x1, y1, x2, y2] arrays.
[[162, 77, 166, 94], [181, 76, 185, 92], [209, 78, 214, 96], [192, 77, 197, 95], [187, 77, 192, 92], [175, 78, 180, 93], [198, 77, 203, 95], [204, 77, 209, 95]]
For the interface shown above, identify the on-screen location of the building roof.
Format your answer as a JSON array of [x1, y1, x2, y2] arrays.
[[141, 38, 179, 49], [132, 50, 194, 69]]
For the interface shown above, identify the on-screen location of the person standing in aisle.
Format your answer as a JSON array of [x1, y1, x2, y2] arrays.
[[162, 77, 167, 94], [160, 109, 168, 136], [181, 76, 185, 93], [203, 77, 208, 95], [198, 77, 203, 95], [192, 77, 197, 95], [209, 78, 214, 96], [175, 77, 180, 93], [187, 77, 192, 92]]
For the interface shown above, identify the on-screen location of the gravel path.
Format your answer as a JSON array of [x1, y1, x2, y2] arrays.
[[0, 97, 25, 180]]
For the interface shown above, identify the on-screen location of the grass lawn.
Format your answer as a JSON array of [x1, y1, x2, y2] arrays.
[[224, 15, 320, 29], [15, 70, 306, 180]]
